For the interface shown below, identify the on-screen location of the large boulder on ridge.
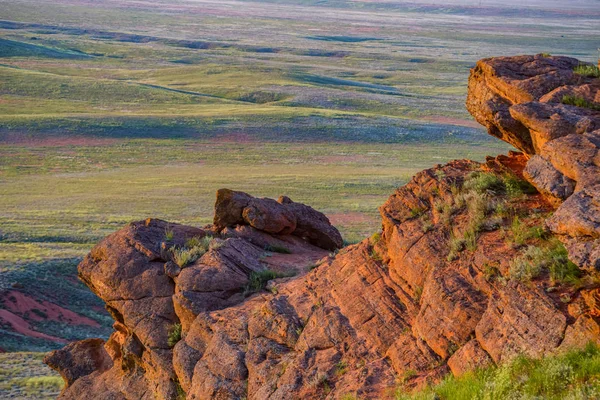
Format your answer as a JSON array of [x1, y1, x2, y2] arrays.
[[214, 189, 343, 250]]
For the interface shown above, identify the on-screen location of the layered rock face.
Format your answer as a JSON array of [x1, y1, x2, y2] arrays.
[[467, 54, 600, 271], [46, 55, 600, 399]]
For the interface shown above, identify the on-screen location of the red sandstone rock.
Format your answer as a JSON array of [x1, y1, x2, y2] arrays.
[[44, 338, 112, 388], [46, 55, 600, 399]]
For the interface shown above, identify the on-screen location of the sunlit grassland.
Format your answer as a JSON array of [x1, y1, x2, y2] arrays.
[[0, 140, 510, 265], [0, 352, 63, 399]]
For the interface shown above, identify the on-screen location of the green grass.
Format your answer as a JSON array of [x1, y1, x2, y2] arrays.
[[508, 217, 545, 247], [562, 95, 600, 111], [574, 63, 600, 78], [396, 342, 600, 400], [171, 236, 213, 267], [509, 238, 581, 284], [462, 172, 505, 195], [244, 270, 295, 296], [167, 323, 182, 348], [0, 352, 63, 399], [0, 140, 508, 268]]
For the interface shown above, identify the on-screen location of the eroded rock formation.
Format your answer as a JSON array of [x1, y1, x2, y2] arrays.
[[46, 55, 600, 399], [467, 54, 600, 271]]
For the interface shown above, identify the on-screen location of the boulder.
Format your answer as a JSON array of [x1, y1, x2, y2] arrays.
[[447, 339, 493, 376], [475, 282, 566, 363], [278, 195, 343, 250], [213, 188, 253, 230], [243, 197, 297, 234], [214, 189, 343, 250], [44, 338, 112, 387]]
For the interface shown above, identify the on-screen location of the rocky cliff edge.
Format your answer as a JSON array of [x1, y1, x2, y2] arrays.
[[45, 55, 600, 399]]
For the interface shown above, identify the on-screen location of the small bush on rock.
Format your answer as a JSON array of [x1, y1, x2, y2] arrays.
[[167, 323, 182, 347], [509, 239, 580, 284], [172, 235, 214, 267], [463, 172, 505, 195], [244, 270, 294, 296], [562, 95, 600, 111], [574, 63, 600, 78]]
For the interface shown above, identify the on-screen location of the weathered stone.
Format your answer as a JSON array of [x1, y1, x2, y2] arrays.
[[44, 338, 112, 388], [475, 282, 566, 363], [413, 270, 487, 359], [278, 195, 343, 250], [243, 197, 297, 234], [523, 155, 575, 204], [213, 188, 253, 230], [559, 315, 600, 352], [447, 339, 493, 376]]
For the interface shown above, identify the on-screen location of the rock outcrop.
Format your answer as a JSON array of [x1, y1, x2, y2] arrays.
[[46, 55, 600, 399], [467, 54, 600, 271]]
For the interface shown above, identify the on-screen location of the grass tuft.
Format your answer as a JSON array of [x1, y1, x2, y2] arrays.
[[562, 95, 600, 111], [574, 63, 600, 78], [463, 172, 504, 195], [509, 238, 580, 284], [397, 342, 600, 400], [171, 235, 214, 267], [244, 270, 294, 296], [167, 323, 182, 347]]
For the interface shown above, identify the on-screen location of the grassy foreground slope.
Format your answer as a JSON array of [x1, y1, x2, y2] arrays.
[[396, 343, 600, 400]]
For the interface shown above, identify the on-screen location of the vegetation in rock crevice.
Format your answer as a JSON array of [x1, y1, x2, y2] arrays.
[[170, 235, 216, 267]]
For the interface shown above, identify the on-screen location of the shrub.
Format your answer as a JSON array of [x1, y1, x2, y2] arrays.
[[494, 201, 509, 217], [410, 207, 426, 218], [574, 63, 600, 78], [546, 239, 580, 284], [463, 172, 505, 195], [422, 221, 434, 233], [509, 217, 544, 246], [168, 323, 182, 347], [562, 95, 600, 111], [463, 228, 478, 251], [434, 170, 446, 180], [502, 174, 537, 198], [264, 244, 292, 254], [509, 239, 580, 284], [370, 248, 383, 262], [447, 234, 465, 261], [370, 232, 381, 244], [433, 199, 445, 213], [175, 381, 186, 400], [164, 228, 174, 241], [185, 235, 212, 249], [335, 361, 348, 376], [244, 269, 293, 296], [413, 285, 423, 302], [172, 235, 214, 267], [396, 342, 600, 400], [509, 246, 545, 281]]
